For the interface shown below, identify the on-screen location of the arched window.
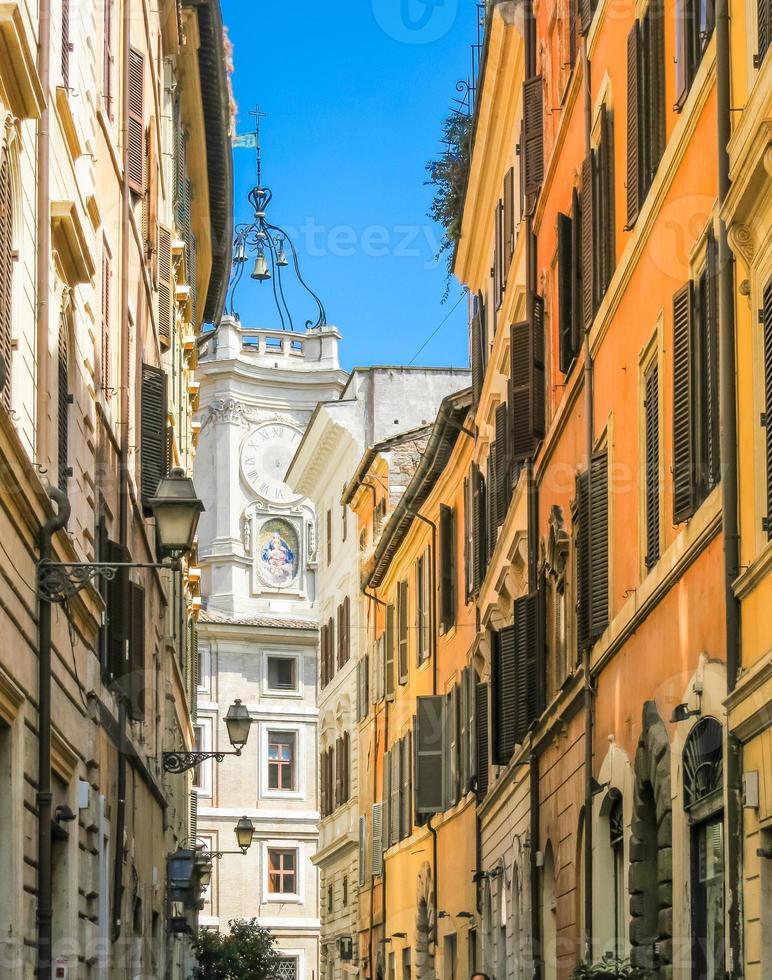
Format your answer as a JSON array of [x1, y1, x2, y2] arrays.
[[0, 142, 13, 409], [609, 795, 624, 958], [57, 306, 71, 491], [683, 717, 724, 980]]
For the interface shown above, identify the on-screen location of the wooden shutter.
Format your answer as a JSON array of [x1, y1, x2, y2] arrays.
[[626, 21, 641, 228], [371, 803, 383, 876], [589, 450, 610, 641], [415, 696, 445, 814], [398, 580, 409, 682], [558, 212, 574, 373], [475, 683, 489, 799], [57, 313, 70, 492], [599, 106, 616, 297], [580, 0, 594, 33], [759, 0, 772, 65], [645, 0, 666, 183], [472, 463, 485, 591], [400, 734, 411, 839], [127, 582, 145, 721], [468, 666, 477, 787], [62, 0, 71, 89], [576, 469, 590, 651], [320, 750, 328, 816], [344, 596, 351, 664], [459, 668, 469, 793], [385, 604, 396, 701], [127, 47, 145, 195], [0, 148, 12, 411], [523, 76, 545, 198], [495, 404, 511, 523], [336, 737, 344, 809], [644, 362, 661, 568], [511, 320, 533, 461], [329, 616, 336, 682], [514, 593, 541, 743], [140, 364, 167, 510], [486, 454, 497, 561], [448, 686, 459, 807], [673, 282, 696, 522], [569, 0, 578, 65], [100, 245, 111, 395], [321, 623, 328, 688], [504, 167, 516, 269], [570, 188, 583, 357], [581, 153, 595, 329], [337, 604, 344, 669], [493, 201, 503, 312], [764, 278, 772, 535], [675, 0, 690, 108], [471, 292, 485, 407], [390, 746, 400, 845], [359, 815, 367, 884], [439, 505, 455, 633], [158, 225, 172, 345], [495, 626, 517, 764], [703, 233, 721, 491]]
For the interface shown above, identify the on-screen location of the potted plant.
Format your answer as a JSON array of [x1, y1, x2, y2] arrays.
[[570, 953, 647, 980]]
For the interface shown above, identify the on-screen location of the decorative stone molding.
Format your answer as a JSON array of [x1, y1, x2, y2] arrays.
[[203, 401, 306, 431], [727, 221, 756, 272]]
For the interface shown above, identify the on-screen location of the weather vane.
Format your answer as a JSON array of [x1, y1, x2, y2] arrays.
[[227, 104, 327, 332]]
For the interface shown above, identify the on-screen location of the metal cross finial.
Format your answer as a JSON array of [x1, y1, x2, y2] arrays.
[[248, 104, 268, 186]]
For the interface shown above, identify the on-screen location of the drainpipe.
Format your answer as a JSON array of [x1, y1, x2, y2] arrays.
[[529, 752, 541, 980], [35, 0, 51, 468], [37, 488, 71, 980], [112, 0, 132, 944], [715, 0, 743, 972]]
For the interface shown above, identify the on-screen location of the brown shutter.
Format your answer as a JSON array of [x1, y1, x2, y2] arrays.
[[759, 0, 772, 65], [471, 293, 484, 407], [589, 450, 610, 641], [510, 320, 532, 461], [576, 469, 590, 651], [675, 0, 689, 108], [558, 212, 574, 373], [321, 750, 328, 816], [571, 188, 583, 356], [398, 580, 409, 682], [329, 616, 335, 681], [127, 47, 145, 195], [344, 595, 351, 664], [337, 604, 343, 669], [493, 200, 504, 310], [439, 505, 455, 633], [763, 278, 772, 536], [599, 106, 616, 296], [644, 362, 661, 568], [320, 624, 327, 688], [645, 0, 666, 182], [127, 582, 146, 721], [523, 75, 545, 198], [569, 0, 578, 65], [0, 148, 12, 411], [704, 232, 721, 491], [158, 225, 172, 345], [62, 0, 71, 89], [495, 403, 510, 522], [581, 153, 595, 328], [626, 21, 641, 228], [486, 453, 497, 561], [493, 627, 516, 765], [145, 119, 159, 276], [57, 312, 70, 492], [514, 592, 541, 743], [504, 167, 515, 269], [580, 0, 594, 34], [140, 364, 167, 511], [335, 737, 343, 809], [385, 604, 396, 701], [475, 683, 489, 799], [672, 282, 695, 523], [472, 463, 484, 591]]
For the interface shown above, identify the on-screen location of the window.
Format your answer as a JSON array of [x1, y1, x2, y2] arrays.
[[643, 359, 661, 569], [326, 509, 332, 564], [672, 234, 720, 523], [443, 934, 457, 980], [267, 731, 296, 791], [342, 487, 348, 541], [439, 505, 456, 633], [609, 796, 625, 959], [192, 719, 212, 796], [102, 0, 114, 118], [416, 550, 430, 664], [140, 364, 168, 512], [0, 143, 14, 412], [342, 875, 348, 906], [274, 957, 298, 980], [327, 883, 333, 913], [676, 0, 714, 108], [582, 106, 615, 330], [385, 604, 396, 700], [57, 308, 71, 492], [268, 848, 297, 896], [127, 47, 145, 195], [757, 0, 772, 66], [266, 655, 297, 693], [197, 642, 211, 694], [626, 0, 666, 226], [397, 580, 409, 683], [557, 190, 583, 374], [576, 450, 609, 650], [100, 242, 112, 399], [337, 597, 351, 669]]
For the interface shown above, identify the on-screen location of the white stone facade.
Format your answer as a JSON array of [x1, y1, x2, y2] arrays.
[[194, 318, 347, 978]]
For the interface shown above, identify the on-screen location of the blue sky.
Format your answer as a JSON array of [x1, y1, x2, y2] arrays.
[[220, 0, 474, 371]]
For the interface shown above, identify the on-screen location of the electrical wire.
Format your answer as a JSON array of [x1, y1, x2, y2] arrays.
[[407, 290, 468, 366]]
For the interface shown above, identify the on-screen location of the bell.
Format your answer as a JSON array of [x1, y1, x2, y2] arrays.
[[251, 250, 271, 282], [276, 244, 289, 268], [234, 237, 248, 264]]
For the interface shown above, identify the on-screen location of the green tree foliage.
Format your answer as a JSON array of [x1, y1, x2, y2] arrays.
[[192, 918, 281, 980], [426, 110, 473, 284]]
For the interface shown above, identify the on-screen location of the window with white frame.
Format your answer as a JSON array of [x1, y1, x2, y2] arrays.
[[197, 641, 211, 694], [274, 957, 298, 980], [192, 718, 213, 796], [265, 654, 299, 695], [267, 731, 296, 791], [267, 847, 298, 898]]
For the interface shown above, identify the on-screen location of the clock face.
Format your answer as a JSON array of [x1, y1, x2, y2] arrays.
[[240, 423, 303, 504]]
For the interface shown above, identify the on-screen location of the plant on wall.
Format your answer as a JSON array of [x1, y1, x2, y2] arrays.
[[570, 954, 647, 980], [425, 110, 473, 287]]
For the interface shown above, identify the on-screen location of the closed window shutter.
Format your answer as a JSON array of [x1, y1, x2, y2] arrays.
[[127, 582, 146, 721], [569, 0, 578, 65], [439, 505, 455, 633], [645, 362, 661, 568], [626, 21, 641, 228], [344, 596, 351, 664], [140, 363, 167, 509], [504, 167, 515, 269], [759, 0, 772, 65], [580, 0, 594, 33], [390, 746, 400, 845], [494, 627, 517, 764], [581, 153, 595, 329], [0, 148, 13, 411], [359, 815, 367, 884], [158, 225, 172, 345], [589, 450, 610, 641], [382, 749, 391, 849], [415, 695, 445, 815], [336, 737, 344, 809], [576, 469, 590, 651], [510, 320, 533, 461], [472, 463, 483, 591], [329, 616, 335, 682], [599, 106, 616, 298], [495, 404, 511, 523], [514, 593, 541, 743], [321, 624, 327, 689], [571, 188, 583, 356], [62, 0, 71, 89], [398, 580, 409, 682], [558, 212, 574, 373], [493, 200, 504, 311], [471, 292, 485, 408], [764, 279, 772, 536], [486, 454, 497, 561], [523, 75, 545, 198], [189, 790, 197, 842], [475, 683, 489, 799], [644, 0, 666, 185], [320, 750, 327, 816], [385, 604, 396, 701], [703, 232, 721, 492], [337, 604, 343, 669], [463, 477, 470, 600], [127, 47, 145, 195], [673, 282, 696, 522], [459, 667, 469, 793], [57, 313, 70, 492], [449, 686, 459, 807], [531, 292, 546, 441], [371, 803, 383, 876], [400, 733, 412, 838]]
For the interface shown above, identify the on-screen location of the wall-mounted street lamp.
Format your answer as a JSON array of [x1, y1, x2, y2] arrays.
[[162, 700, 253, 773], [36, 468, 205, 603], [187, 818, 256, 888]]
